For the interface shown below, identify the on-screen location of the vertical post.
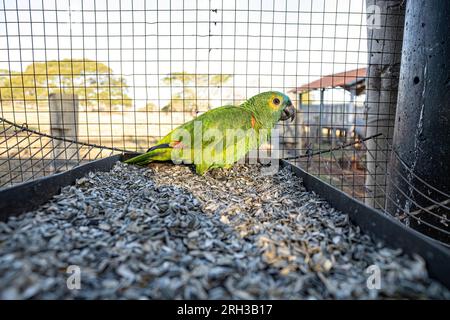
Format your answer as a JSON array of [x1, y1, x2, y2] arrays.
[[386, 0, 450, 243], [348, 89, 356, 128], [364, 0, 405, 209], [295, 93, 303, 156], [49, 93, 79, 168], [318, 88, 324, 144]]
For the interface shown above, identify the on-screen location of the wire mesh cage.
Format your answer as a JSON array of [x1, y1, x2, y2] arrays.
[[0, 0, 449, 246]]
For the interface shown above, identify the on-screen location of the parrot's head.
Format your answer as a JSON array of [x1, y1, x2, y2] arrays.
[[245, 91, 296, 125]]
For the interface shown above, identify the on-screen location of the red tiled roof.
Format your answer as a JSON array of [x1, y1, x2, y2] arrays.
[[290, 67, 367, 93]]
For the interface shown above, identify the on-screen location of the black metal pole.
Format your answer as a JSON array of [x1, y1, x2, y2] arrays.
[[386, 0, 450, 243]]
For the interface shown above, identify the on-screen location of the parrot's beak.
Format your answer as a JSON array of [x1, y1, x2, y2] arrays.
[[280, 101, 295, 122]]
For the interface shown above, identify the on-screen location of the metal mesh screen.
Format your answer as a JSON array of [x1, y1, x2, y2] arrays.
[[0, 0, 448, 245]]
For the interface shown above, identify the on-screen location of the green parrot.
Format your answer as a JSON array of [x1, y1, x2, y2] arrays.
[[124, 91, 295, 175]]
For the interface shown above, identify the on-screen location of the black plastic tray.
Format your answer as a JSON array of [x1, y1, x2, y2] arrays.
[[0, 154, 449, 289]]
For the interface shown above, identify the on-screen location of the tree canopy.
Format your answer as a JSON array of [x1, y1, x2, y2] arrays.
[[161, 72, 232, 112], [0, 59, 132, 108]]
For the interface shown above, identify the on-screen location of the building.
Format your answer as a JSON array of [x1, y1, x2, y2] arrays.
[[288, 68, 367, 148]]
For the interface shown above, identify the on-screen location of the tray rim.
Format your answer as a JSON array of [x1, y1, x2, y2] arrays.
[[0, 155, 449, 290]]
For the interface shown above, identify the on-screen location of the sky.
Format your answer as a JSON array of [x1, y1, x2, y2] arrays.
[[0, 0, 368, 108]]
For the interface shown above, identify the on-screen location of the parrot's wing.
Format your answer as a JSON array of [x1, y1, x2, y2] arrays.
[[209, 126, 258, 166], [175, 106, 256, 174], [164, 105, 254, 146]]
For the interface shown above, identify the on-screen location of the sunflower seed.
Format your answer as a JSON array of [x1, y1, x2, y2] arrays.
[[0, 162, 448, 299]]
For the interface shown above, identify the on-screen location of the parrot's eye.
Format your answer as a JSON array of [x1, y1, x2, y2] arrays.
[[273, 98, 281, 105]]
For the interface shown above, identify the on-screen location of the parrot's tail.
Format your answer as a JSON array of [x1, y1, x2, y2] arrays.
[[146, 143, 171, 153], [124, 143, 172, 165]]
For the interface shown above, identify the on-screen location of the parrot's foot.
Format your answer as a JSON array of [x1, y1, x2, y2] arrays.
[[194, 163, 234, 175]]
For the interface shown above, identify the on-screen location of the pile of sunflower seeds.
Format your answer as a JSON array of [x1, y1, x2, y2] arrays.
[[0, 161, 449, 299]]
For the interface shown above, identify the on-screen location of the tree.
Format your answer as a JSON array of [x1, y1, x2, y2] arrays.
[[161, 72, 232, 112], [0, 59, 132, 109], [364, 1, 405, 209]]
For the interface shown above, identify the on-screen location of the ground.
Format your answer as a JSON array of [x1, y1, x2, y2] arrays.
[[0, 162, 448, 299]]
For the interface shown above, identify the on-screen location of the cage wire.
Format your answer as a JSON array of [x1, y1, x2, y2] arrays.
[[0, 0, 449, 246]]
